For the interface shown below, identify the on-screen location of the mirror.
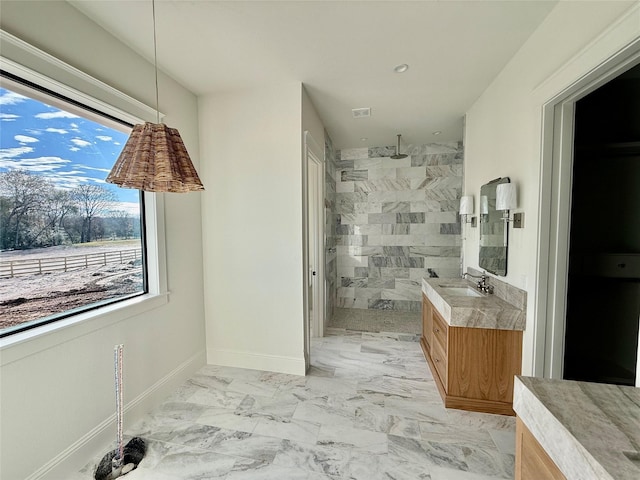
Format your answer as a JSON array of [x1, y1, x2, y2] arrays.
[[479, 177, 510, 276]]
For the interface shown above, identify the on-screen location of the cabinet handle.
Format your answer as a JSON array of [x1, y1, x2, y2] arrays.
[[434, 328, 440, 333], [435, 358, 440, 363]]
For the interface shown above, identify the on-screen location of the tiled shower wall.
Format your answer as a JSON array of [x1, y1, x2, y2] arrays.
[[333, 142, 463, 312], [324, 132, 338, 319]]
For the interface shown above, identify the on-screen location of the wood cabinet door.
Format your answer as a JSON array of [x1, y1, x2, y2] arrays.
[[516, 417, 566, 480]]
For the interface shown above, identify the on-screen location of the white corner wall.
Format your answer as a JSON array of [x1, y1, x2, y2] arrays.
[[463, 1, 638, 376], [200, 84, 306, 375], [0, 2, 206, 479]]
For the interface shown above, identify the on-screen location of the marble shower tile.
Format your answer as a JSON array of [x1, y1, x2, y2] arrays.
[[339, 147, 369, 160], [336, 180, 355, 193], [369, 146, 396, 158], [354, 157, 383, 169], [342, 170, 368, 181], [368, 167, 397, 180]]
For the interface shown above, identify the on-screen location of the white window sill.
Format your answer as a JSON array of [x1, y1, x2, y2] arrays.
[[0, 292, 169, 366]]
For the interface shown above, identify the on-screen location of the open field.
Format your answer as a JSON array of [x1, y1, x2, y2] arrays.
[[0, 242, 143, 330]]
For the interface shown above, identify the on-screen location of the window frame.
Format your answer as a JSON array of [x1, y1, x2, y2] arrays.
[[0, 30, 169, 359]]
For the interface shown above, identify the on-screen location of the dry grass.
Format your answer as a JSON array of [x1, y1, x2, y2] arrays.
[[0, 242, 143, 330]]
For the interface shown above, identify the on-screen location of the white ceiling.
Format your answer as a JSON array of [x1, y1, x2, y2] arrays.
[[68, 0, 557, 149]]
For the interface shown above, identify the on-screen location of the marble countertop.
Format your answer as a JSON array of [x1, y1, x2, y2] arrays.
[[422, 278, 525, 330], [514, 376, 640, 480]]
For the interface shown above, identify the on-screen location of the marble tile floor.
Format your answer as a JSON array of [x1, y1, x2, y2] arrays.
[[74, 329, 515, 480], [328, 308, 421, 335]]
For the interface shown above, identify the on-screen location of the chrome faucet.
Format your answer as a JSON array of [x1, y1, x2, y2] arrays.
[[462, 272, 494, 294]]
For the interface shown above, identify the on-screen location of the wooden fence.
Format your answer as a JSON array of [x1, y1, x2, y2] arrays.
[[0, 248, 142, 278]]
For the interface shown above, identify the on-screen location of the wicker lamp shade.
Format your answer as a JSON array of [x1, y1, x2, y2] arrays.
[[106, 122, 204, 193]]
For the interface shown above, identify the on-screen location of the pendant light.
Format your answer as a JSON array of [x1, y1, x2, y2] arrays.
[[106, 0, 204, 193]]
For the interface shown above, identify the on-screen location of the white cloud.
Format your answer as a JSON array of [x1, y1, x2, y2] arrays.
[[14, 135, 39, 144], [107, 202, 141, 216], [0, 91, 28, 105], [76, 164, 111, 174], [35, 110, 80, 120], [0, 156, 71, 172], [70, 138, 92, 148], [0, 113, 19, 121], [45, 128, 68, 134], [69, 147, 81, 152], [0, 146, 35, 159], [114, 142, 121, 146], [96, 135, 113, 142]]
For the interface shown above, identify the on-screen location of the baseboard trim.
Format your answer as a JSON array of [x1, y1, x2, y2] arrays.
[[29, 349, 206, 480], [208, 348, 306, 376]]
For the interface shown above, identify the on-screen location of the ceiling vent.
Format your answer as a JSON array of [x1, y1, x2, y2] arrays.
[[352, 107, 371, 119]]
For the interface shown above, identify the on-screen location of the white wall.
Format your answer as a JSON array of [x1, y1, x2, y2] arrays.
[[0, 2, 206, 479], [200, 84, 307, 375], [463, 1, 638, 376]]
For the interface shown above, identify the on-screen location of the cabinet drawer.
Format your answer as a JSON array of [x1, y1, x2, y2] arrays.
[[432, 310, 448, 353], [431, 339, 447, 383]]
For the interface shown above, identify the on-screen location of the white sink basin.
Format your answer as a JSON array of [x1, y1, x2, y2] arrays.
[[441, 287, 483, 297]]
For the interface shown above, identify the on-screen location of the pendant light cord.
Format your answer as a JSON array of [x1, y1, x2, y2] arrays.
[[152, 0, 160, 124]]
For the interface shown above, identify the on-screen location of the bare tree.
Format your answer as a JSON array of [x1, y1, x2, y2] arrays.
[[109, 210, 135, 239], [72, 184, 116, 243], [39, 190, 77, 245], [0, 170, 51, 249]]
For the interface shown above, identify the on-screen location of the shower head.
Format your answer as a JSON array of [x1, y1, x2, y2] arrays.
[[390, 134, 408, 159]]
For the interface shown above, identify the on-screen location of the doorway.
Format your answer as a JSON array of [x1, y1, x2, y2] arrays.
[[562, 64, 640, 386], [303, 131, 325, 372], [540, 41, 640, 386]]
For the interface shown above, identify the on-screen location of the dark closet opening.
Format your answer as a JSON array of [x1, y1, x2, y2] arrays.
[[563, 63, 640, 386]]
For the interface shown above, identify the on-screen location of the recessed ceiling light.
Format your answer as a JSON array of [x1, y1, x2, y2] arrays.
[[393, 64, 409, 74], [432, 131, 442, 136]]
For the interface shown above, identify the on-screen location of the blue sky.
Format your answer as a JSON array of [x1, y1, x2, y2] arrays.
[[0, 86, 140, 213]]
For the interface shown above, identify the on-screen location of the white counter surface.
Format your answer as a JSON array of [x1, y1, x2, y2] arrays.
[[422, 278, 525, 330], [514, 376, 640, 480]]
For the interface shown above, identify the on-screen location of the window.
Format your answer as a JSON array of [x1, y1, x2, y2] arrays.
[[0, 74, 147, 336]]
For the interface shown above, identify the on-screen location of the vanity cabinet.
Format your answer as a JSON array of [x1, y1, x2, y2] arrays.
[[421, 293, 522, 415], [515, 418, 566, 480]]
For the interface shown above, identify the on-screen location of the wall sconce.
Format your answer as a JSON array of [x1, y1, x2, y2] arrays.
[[459, 195, 474, 224], [496, 183, 524, 227], [480, 195, 489, 215]]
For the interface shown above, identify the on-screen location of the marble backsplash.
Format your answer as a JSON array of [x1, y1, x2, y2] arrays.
[[466, 266, 527, 311], [332, 141, 464, 313]]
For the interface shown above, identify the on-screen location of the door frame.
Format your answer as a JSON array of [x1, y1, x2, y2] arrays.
[[302, 130, 326, 371], [537, 39, 640, 384]]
